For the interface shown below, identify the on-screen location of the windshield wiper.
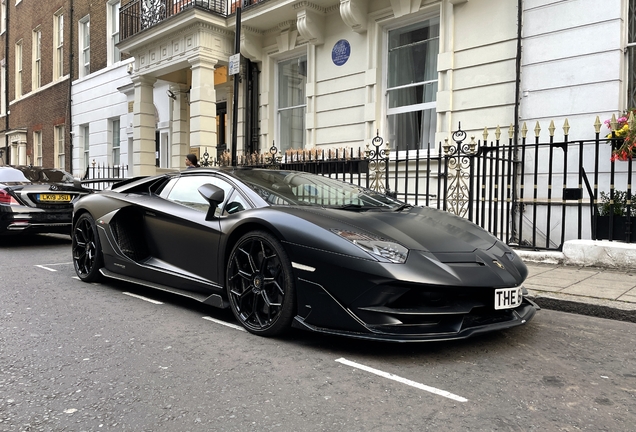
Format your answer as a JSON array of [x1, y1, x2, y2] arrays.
[[393, 203, 413, 212], [331, 204, 374, 211]]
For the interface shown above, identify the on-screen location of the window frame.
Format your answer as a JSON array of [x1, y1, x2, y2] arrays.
[[275, 53, 307, 153], [383, 16, 440, 152], [54, 125, 65, 169], [111, 119, 120, 166], [1, 0, 7, 34], [54, 11, 64, 80], [82, 125, 90, 172], [107, 1, 120, 66], [32, 27, 41, 90], [33, 130, 42, 166], [15, 39, 22, 98], [78, 16, 90, 78]]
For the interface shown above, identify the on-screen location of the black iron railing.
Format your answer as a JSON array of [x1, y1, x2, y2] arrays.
[[80, 124, 635, 250], [120, 0, 268, 41], [81, 163, 129, 191]]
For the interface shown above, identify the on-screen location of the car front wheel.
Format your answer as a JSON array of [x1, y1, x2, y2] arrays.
[[72, 213, 103, 282], [226, 231, 295, 336]]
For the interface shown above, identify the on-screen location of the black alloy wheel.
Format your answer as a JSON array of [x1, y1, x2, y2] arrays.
[[72, 213, 103, 282], [226, 231, 295, 336]]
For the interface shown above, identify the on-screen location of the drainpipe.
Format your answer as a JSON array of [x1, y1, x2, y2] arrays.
[[4, 2, 9, 164], [68, 0, 74, 173], [514, 0, 522, 143], [512, 0, 523, 240]]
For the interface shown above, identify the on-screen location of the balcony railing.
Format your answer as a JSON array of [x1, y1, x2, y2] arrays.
[[120, 0, 266, 41]]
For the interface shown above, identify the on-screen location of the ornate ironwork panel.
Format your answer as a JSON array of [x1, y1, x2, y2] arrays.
[[443, 124, 478, 218], [141, 0, 167, 30], [365, 132, 390, 193]]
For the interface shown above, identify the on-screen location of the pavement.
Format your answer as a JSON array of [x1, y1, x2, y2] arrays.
[[515, 240, 636, 323]]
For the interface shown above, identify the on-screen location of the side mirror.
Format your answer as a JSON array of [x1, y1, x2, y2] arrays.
[[198, 183, 225, 220]]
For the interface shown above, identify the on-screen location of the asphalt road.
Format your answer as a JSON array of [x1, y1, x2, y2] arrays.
[[1, 234, 635, 431]]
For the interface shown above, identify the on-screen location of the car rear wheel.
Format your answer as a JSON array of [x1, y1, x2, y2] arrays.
[[72, 213, 103, 282], [226, 231, 295, 336]]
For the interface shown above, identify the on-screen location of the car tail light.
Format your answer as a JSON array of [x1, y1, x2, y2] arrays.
[[0, 189, 20, 205]]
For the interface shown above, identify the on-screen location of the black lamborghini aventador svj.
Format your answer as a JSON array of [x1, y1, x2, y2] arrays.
[[72, 167, 538, 342]]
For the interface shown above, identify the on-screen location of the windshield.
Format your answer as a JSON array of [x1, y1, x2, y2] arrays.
[[231, 169, 403, 209]]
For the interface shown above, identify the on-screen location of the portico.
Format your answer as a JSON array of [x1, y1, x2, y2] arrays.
[[117, 9, 234, 175]]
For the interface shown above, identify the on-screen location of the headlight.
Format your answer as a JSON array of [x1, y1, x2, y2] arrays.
[[331, 229, 408, 263]]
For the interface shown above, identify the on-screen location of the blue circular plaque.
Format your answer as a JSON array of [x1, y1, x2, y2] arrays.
[[332, 39, 351, 66]]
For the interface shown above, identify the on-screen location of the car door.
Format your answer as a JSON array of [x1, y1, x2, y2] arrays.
[[141, 174, 235, 291]]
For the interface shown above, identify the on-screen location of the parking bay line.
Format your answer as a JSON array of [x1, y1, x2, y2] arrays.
[[122, 292, 164, 305], [34, 262, 73, 272], [335, 357, 468, 403], [202, 316, 246, 332]]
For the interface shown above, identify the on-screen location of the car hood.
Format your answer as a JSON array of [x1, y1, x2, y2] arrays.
[[280, 205, 498, 253]]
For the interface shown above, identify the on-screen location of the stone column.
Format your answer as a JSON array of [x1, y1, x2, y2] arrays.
[[131, 75, 157, 177], [170, 84, 190, 169], [188, 57, 217, 155], [18, 140, 26, 165]]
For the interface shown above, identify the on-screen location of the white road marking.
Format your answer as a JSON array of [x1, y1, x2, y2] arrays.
[[35, 265, 57, 272], [122, 292, 163, 305], [335, 357, 468, 403], [35, 262, 73, 272], [202, 316, 246, 332]]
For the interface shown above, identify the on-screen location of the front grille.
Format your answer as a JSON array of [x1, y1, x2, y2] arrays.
[[351, 283, 522, 336]]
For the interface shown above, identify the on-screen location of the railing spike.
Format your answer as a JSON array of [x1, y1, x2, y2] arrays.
[[508, 123, 514, 139], [594, 116, 602, 134], [495, 125, 501, 140], [628, 111, 635, 130], [610, 113, 618, 131], [534, 121, 541, 138], [521, 122, 528, 138], [548, 120, 555, 137], [482, 127, 488, 142], [563, 118, 570, 136]]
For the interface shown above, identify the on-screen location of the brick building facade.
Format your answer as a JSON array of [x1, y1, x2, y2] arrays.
[[0, 0, 128, 173], [1, 0, 72, 170]]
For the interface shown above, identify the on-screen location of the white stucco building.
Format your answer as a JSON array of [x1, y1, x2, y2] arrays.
[[71, 0, 634, 183]]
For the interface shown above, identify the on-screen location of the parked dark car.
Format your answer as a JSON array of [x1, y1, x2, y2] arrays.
[[0, 165, 91, 236], [72, 167, 538, 342]]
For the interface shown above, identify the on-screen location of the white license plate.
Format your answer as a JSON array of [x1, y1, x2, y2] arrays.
[[494, 287, 523, 310]]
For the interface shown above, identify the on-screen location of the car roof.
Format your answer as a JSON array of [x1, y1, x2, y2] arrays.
[[16, 165, 74, 181]]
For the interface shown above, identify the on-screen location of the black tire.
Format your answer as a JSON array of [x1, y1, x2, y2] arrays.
[[72, 213, 103, 282], [226, 230, 295, 336]]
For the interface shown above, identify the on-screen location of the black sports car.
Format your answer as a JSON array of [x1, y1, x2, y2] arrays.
[[72, 167, 538, 342], [1, 166, 91, 236]]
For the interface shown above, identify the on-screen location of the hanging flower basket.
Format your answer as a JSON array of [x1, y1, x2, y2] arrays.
[[604, 110, 636, 161]]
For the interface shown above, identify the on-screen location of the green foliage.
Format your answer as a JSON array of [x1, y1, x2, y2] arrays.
[[598, 190, 636, 216]]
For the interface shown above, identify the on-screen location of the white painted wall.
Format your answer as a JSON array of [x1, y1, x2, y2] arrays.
[[448, 0, 519, 136], [71, 59, 176, 177], [253, 0, 520, 152], [71, 60, 133, 178], [521, 0, 626, 141]]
